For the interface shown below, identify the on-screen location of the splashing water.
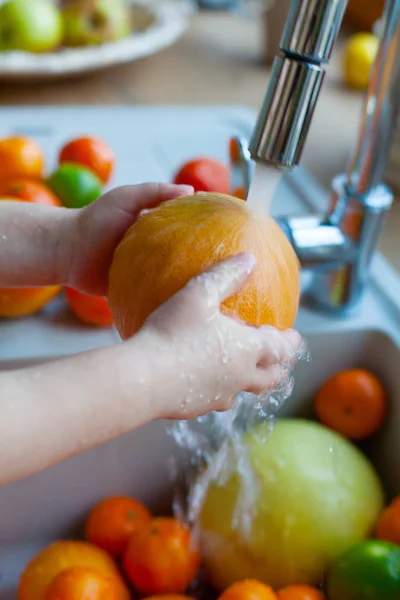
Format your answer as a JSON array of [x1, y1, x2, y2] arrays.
[[166, 340, 309, 540], [246, 163, 283, 216], [165, 161, 303, 543]]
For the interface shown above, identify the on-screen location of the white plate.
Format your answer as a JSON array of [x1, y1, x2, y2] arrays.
[[0, 0, 191, 81]]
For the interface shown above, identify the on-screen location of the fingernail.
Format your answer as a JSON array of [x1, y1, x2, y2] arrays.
[[283, 329, 302, 350], [175, 184, 195, 195], [233, 252, 256, 273]]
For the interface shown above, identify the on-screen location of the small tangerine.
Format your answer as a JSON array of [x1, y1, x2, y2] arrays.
[[277, 584, 326, 600], [218, 579, 278, 600], [59, 136, 115, 185], [85, 495, 151, 556], [315, 368, 388, 440], [44, 566, 119, 600], [122, 517, 200, 595]]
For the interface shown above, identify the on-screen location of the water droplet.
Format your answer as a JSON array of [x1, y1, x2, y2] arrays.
[[1, 234, 6, 241]]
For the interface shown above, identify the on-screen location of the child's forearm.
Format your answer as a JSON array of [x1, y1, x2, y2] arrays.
[[0, 332, 157, 485], [0, 201, 74, 287]]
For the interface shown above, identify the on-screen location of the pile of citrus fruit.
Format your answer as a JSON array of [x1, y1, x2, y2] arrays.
[[313, 368, 400, 599], [0, 132, 115, 326], [0, 131, 242, 328], [16, 366, 399, 600], [18, 485, 400, 600]]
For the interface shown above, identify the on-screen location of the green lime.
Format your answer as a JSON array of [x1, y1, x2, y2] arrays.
[[326, 540, 400, 600], [47, 162, 102, 208]]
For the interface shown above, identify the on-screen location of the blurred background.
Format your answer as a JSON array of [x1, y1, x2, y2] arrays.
[[0, 0, 398, 270]]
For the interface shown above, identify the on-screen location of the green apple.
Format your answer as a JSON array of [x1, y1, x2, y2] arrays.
[[198, 419, 384, 591], [62, 0, 131, 47], [0, 0, 63, 53]]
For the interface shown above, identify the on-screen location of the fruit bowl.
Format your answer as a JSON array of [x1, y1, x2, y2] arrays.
[[0, 0, 190, 81]]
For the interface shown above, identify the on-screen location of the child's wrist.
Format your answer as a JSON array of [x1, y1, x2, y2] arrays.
[[116, 329, 163, 424], [55, 208, 82, 287]]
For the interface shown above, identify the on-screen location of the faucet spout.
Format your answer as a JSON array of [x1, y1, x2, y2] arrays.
[[249, 0, 349, 168], [230, 0, 400, 315]]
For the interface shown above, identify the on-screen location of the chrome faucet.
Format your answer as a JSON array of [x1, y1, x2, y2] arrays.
[[232, 0, 400, 314]]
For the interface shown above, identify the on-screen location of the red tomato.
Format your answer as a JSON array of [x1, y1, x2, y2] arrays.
[[173, 158, 231, 194]]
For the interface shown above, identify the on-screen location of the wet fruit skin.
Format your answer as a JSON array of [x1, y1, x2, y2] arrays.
[[66, 288, 114, 328], [18, 540, 131, 600], [84, 495, 152, 556], [325, 539, 400, 600], [198, 419, 384, 591], [122, 517, 201, 595], [108, 192, 300, 340], [0, 136, 45, 183], [44, 566, 119, 600], [315, 368, 388, 440], [173, 158, 231, 194], [59, 136, 115, 185]]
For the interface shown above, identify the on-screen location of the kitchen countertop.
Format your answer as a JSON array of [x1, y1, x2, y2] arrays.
[[1, 10, 399, 271]]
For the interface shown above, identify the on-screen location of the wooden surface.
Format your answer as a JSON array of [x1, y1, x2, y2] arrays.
[[1, 10, 399, 271]]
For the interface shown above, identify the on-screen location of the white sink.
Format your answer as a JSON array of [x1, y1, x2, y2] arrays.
[[0, 107, 399, 597], [0, 327, 399, 598]]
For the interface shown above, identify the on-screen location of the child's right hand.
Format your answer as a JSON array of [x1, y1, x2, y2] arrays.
[[139, 253, 302, 420]]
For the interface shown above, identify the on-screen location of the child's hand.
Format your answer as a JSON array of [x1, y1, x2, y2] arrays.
[[67, 183, 194, 296], [139, 253, 302, 420]]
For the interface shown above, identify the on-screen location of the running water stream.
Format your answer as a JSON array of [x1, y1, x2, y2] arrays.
[[246, 163, 283, 215], [167, 162, 307, 536]]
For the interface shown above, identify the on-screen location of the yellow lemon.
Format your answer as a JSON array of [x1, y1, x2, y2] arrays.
[[343, 33, 379, 90]]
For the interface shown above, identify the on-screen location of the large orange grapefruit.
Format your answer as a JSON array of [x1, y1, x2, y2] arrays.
[[18, 540, 131, 600], [108, 192, 300, 340]]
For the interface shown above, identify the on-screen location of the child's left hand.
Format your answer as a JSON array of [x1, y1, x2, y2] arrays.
[[66, 183, 194, 296]]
